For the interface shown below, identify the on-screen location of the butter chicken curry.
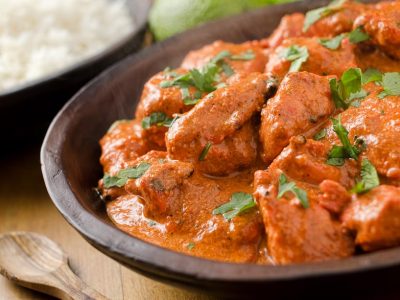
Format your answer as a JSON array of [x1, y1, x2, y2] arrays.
[[99, 0, 400, 264]]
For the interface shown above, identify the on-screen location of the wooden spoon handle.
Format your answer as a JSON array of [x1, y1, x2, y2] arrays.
[[51, 265, 109, 300]]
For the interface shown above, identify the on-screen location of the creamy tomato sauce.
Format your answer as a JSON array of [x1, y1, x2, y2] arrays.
[[107, 166, 269, 263], [99, 0, 400, 265]]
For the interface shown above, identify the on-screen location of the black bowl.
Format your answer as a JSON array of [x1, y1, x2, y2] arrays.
[[1, 0, 150, 154], [41, 0, 399, 298]]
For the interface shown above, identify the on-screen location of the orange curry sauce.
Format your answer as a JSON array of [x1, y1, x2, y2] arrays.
[[99, 0, 400, 264]]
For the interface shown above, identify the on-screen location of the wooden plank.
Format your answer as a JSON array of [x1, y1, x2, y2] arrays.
[[0, 147, 213, 299]]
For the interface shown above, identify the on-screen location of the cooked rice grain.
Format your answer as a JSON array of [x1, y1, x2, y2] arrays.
[[0, 0, 135, 92]]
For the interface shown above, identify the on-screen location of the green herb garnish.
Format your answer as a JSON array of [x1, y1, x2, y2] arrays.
[[319, 26, 369, 50], [210, 50, 231, 63], [349, 26, 370, 44], [187, 242, 195, 250], [319, 33, 346, 50], [351, 159, 380, 194], [166, 115, 181, 128], [341, 68, 363, 98], [378, 72, 400, 98], [199, 142, 212, 161], [326, 116, 362, 165], [162, 67, 179, 79], [212, 192, 256, 220], [348, 89, 368, 105], [303, 0, 345, 32], [279, 45, 309, 72], [277, 173, 309, 208], [230, 50, 255, 61], [142, 112, 174, 129], [103, 162, 151, 188], [221, 61, 235, 76], [362, 68, 382, 85], [313, 128, 327, 141], [160, 50, 247, 105], [329, 68, 366, 109]]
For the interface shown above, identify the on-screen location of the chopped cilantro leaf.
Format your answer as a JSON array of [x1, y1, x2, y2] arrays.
[[213, 192, 256, 220], [331, 116, 360, 160], [221, 61, 235, 76], [187, 242, 195, 250], [354, 136, 367, 152], [159, 50, 243, 105], [341, 68, 363, 99], [141, 112, 173, 129], [326, 157, 346, 166], [379, 72, 400, 98], [303, 0, 345, 32], [314, 128, 327, 141], [351, 159, 380, 194], [230, 50, 255, 61], [349, 26, 370, 44], [362, 68, 382, 84], [327, 116, 365, 165], [319, 33, 346, 50], [103, 162, 151, 188], [330, 78, 347, 109], [189, 67, 216, 93], [183, 97, 200, 105], [350, 99, 361, 107], [163, 115, 180, 127], [327, 145, 346, 166], [329, 68, 364, 109], [199, 142, 212, 161], [349, 89, 368, 102], [279, 45, 309, 72], [210, 50, 231, 64], [277, 173, 309, 208]]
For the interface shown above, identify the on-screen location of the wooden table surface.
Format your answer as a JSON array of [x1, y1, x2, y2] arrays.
[[0, 144, 215, 300]]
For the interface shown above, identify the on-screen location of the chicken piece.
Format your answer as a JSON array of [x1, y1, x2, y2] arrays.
[[323, 89, 400, 181], [135, 68, 196, 120], [100, 120, 149, 175], [135, 68, 203, 149], [266, 136, 358, 188], [192, 121, 258, 175], [266, 37, 357, 80], [166, 73, 269, 176], [266, 1, 367, 48], [318, 180, 351, 215], [343, 185, 400, 251], [260, 72, 335, 164], [123, 151, 194, 219], [181, 40, 267, 77], [109, 168, 264, 263], [355, 47, 400, 73], [306, 0, 366, 37], [254, 141, 355, 264], [354, 1, 400, 60], [266, 13, 307, 49]]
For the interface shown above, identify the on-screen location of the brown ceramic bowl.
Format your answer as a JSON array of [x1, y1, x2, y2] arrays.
[[41, 0, 399, 298]]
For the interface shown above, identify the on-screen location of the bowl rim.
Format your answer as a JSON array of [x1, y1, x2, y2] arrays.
[[0, 0, 150, 99], [41, 0, 400, 286]]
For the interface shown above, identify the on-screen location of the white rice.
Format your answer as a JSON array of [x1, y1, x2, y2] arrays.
[[0, 0, 135, 92]]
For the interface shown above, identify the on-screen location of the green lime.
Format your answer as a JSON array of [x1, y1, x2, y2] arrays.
[[149, 0, 295, 41]]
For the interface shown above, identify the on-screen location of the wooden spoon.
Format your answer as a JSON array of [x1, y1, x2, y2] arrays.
[[0, 231, 108, 300]]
